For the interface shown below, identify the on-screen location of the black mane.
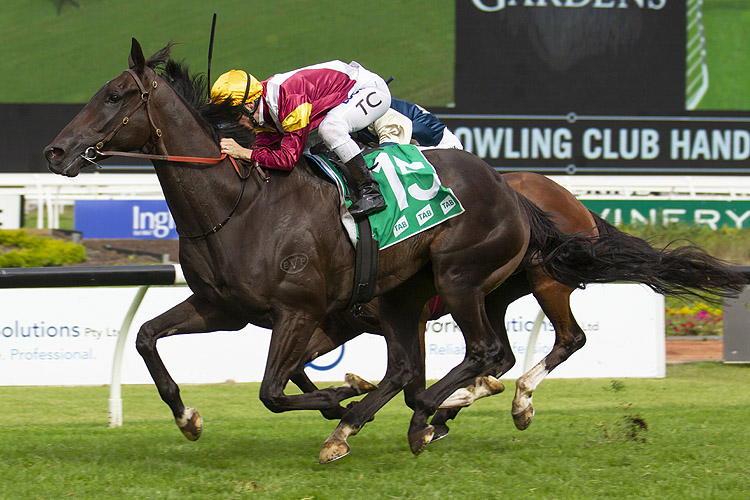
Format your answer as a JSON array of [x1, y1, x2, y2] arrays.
[[146, 43, 254, 147]]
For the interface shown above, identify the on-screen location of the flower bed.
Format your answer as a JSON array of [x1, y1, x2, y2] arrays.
[[665, 301, 723, 336]]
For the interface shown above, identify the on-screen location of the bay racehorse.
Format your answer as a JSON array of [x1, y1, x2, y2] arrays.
[[45, 39, 602, 462], [290, 170, 747, 442]]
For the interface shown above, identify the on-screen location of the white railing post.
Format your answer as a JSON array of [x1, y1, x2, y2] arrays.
[[109, 285, 150, 428], [524, 309, 547, 373]]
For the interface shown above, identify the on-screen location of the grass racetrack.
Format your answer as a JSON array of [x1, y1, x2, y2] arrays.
[[1, 363, 748, 499]]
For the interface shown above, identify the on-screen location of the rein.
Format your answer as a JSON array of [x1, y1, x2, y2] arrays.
[[84, 67, 269, 239]]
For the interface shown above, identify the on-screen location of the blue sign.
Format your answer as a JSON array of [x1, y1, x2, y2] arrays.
[[75, 200, 178, 239]]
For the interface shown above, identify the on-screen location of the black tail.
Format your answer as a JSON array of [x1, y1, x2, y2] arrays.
[[517, 196, 747, 302]]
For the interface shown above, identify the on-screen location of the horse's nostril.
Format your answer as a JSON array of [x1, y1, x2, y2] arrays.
[[44, 146, 64, 162]]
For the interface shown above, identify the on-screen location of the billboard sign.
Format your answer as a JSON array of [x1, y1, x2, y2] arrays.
[[448, 0, 750, 174], [444, 114, 750, 174], [0, 283, 664, 386], [583, 199, 750, 229], [0, 195, 23, 229], [455, 0, 685, 115]]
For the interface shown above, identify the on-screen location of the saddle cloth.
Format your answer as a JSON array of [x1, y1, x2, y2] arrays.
[[306, 144, 464, 250]]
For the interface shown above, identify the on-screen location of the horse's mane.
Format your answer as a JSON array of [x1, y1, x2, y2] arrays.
[[145, 42, 255, 148]]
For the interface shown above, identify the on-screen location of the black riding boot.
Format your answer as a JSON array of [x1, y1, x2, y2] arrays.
[[346, 153, 386, 220]]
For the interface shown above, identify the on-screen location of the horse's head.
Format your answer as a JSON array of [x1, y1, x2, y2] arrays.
[[44, 38, 163, 177]]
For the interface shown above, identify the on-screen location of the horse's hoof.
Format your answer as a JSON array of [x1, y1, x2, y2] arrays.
[[483, 375, 505, 395], [512, 404, 535, 431], [408, 425, 435, 455], [345, 373, 378, 394], [176, 407, 203, 441], [319, 440, 350, 464], [431, 424, 450, 442]]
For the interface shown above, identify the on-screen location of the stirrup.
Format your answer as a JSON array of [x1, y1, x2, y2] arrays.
[[349, 193, 386, 219]]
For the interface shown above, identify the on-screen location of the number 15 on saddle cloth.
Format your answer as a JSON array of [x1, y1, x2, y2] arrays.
[[314, 144, 465, 250]]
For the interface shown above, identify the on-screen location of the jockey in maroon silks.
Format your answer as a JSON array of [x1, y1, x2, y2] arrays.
[[210, 61, 391, 219]]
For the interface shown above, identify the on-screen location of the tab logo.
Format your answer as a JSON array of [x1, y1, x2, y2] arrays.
[[416, 205, 434, 226], [440, 195, 457, 215], [393, 215, 409, 238]]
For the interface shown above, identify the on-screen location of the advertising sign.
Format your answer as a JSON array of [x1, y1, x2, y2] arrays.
[[0, 195, 23, 229], [455, 0, 685, 115], [0, 283, 664, 386], [444, 115, 750, 174], [74, 200, 177, 239], [582, 199, 750, 229], [448, 0, 750, 174]]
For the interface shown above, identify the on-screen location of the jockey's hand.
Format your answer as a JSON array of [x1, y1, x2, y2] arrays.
[[220, 138, 253, 161]]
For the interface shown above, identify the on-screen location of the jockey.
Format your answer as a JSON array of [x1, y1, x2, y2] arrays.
[[355, 98, 463, 149], [210, 61, 391, 219]]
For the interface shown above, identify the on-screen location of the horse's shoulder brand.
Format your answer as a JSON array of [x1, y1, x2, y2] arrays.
[[280, 253, 309, 274]]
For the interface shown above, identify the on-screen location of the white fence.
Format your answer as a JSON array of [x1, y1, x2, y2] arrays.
[[0, 172, 163, 229], [5, 172, 750, 230]]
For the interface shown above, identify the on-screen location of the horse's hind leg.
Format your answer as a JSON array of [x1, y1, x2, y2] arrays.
[[512, 276, 586, 430], [428, 281, 525, 439], [135, 294, 247, 441], [320, 272, 433, 463], [406, 288, 509, 453]]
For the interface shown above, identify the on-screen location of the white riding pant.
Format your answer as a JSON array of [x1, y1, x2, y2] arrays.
[[317, 64, 391, 163]]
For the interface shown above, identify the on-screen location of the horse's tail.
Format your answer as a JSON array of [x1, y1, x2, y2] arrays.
[[517, 195, 747, 302]]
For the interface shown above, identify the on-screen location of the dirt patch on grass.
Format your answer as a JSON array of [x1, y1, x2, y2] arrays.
[[666, 338, 722, 363], [46, 230, 180, 266]]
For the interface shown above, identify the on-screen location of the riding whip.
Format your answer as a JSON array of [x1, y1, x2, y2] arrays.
[[207, 12, 217, 87]]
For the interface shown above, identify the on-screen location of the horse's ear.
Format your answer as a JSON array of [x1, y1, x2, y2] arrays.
[[128, 38, 145, 73]]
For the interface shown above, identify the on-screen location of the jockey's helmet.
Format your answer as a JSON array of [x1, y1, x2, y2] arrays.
[[210, 70, 262, 106]]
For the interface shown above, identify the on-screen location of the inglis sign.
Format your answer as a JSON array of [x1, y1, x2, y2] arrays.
[[74, 200, 177, 239]]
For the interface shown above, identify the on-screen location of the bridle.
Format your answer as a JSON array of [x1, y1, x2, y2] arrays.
[[82, 67, 267, 239], [82, 68, 246, 174], [240, 71, 260, 128]]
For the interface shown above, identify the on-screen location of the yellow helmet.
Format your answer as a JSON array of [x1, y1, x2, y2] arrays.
[[210, 70, 263, 106]]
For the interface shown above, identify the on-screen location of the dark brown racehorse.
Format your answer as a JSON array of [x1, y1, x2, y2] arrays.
[[44, 39, 599, 462]]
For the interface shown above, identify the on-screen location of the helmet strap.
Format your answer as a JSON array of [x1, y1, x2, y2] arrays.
[[241, 71, 260, 128]]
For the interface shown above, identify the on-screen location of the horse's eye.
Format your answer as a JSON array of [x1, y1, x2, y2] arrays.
[[106, 93, 121, 104]]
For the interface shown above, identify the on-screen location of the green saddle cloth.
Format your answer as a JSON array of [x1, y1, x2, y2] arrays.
[[316, 144, 465, 250]]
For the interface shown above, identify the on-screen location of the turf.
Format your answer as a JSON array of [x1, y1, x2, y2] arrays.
[[0, 0, 454, 106], [696, 0, 750, 111], [4, 1, 749, 110], [1, 363, 748, 499]]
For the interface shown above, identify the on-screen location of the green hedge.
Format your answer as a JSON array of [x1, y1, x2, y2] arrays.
[[0, 230, 86, 267]]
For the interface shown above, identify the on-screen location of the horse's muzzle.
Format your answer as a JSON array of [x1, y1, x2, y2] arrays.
[[44, 145, 81, 177]]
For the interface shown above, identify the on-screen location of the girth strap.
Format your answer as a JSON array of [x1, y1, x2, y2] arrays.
[[347, 217, 379, 310]]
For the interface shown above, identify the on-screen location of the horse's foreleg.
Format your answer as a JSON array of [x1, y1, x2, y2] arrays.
[[288, 315, 379, 420], [512, 280, 586, 430], [135, 294, 246, 441], [320, 319, 423, 463], [259, 309, 359, 415]]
